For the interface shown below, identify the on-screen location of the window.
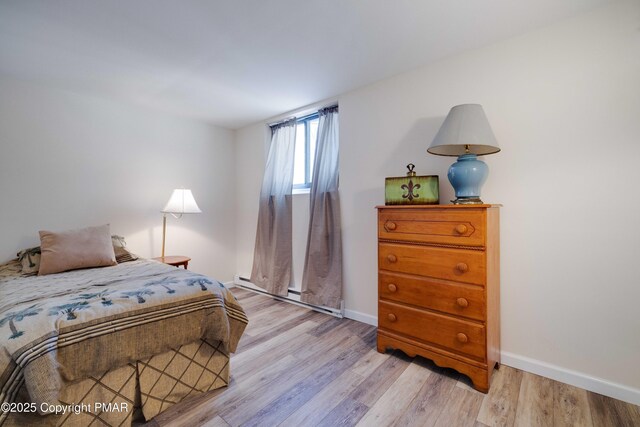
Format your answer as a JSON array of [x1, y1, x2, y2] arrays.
[[293, 113, 319, 190]]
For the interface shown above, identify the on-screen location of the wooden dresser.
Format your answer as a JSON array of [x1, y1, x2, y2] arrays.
[[376, 204, 500, 392]]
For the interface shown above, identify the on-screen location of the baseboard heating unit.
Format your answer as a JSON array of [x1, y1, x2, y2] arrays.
[[233, 275, 344, 318]]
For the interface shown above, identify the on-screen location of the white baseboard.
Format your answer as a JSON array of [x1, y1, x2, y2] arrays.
[[501, 351, 640, 406], [222, 280, 236, 288], [344, 309, 377, 326]]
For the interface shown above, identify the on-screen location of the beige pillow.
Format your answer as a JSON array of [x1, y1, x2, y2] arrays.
[[38, 225, 117, 275], [17, 235, 138, 275]]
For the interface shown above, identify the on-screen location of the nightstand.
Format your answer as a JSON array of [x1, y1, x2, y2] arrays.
[[152, 256, 191, 269]]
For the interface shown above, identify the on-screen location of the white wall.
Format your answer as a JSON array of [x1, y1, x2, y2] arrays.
[[235, 122, 267, 279], [0, 77, 237, 281], [235, 0, 640, 401]]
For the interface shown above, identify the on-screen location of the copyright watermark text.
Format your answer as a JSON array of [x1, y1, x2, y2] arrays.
[[1, 401, 129, 415]]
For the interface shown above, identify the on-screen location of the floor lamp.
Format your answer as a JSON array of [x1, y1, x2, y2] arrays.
[[161, 188, 202, 257]]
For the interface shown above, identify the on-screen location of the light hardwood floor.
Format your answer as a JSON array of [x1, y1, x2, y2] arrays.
[[146, 288, 640, 427]]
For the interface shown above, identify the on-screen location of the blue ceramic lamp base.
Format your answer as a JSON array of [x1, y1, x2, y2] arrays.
[[448, 154, 488, 205]]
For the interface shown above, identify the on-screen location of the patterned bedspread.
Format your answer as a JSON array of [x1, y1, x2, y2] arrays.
[[0, 259, 247, 423]]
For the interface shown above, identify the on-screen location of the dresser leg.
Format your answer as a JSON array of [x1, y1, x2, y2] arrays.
[[470, 371, 490, 393], [377, 333, 396, 354]]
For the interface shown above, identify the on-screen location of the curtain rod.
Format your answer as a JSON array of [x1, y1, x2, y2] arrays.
[[268, 103, 338, 128]]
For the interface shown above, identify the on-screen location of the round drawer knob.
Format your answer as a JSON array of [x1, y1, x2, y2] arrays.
[[456, 262, 469, 273], [388, 283, 397, 293], [456, 333, 468, 343], [386, 222, 397, 231], [455, 224, 468, 234], [387, 313, 397, 322], [387, 254, 398, 263], [456, 297, 469, 308]]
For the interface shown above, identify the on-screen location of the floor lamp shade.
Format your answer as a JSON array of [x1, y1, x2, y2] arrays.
[[162, 189, 202, 215], [161, 189, 201, 257], [428, 104, 500, 204]]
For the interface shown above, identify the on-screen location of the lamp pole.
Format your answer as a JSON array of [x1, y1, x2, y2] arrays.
[[161, 213, 167, 258]]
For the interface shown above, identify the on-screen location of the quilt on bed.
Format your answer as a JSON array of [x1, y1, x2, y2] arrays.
[[0, 259, 247, 425]]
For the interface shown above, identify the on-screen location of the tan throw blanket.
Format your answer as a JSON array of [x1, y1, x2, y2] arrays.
[[0, 259, 247, 422]]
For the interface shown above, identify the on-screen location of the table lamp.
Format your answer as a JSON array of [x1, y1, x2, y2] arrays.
[[161, 188, 201, 257], [428, 104, 500, 204]]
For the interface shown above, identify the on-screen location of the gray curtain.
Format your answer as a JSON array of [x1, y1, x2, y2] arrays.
[[301, 106, 342, 309], [250, 119, 296, 296]]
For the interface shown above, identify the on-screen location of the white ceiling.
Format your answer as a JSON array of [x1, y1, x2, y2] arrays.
[[0, 0, 610, 129]]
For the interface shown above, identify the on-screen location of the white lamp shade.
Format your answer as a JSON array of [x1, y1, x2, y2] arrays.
[[428, 104, 500, 156], [162, 189, 202, 214]]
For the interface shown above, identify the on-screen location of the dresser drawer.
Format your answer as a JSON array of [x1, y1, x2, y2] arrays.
[[378, 208, 485, 247], [379, 271, 486, 321], [379, 301, 486, 360], [379, 242, 486, 285]]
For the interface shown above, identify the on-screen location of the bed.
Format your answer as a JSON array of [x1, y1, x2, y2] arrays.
[[0, 258, 248, 426]]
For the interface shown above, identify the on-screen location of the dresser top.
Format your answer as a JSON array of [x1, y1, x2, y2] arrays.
[[376, 204, 501, 209]]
